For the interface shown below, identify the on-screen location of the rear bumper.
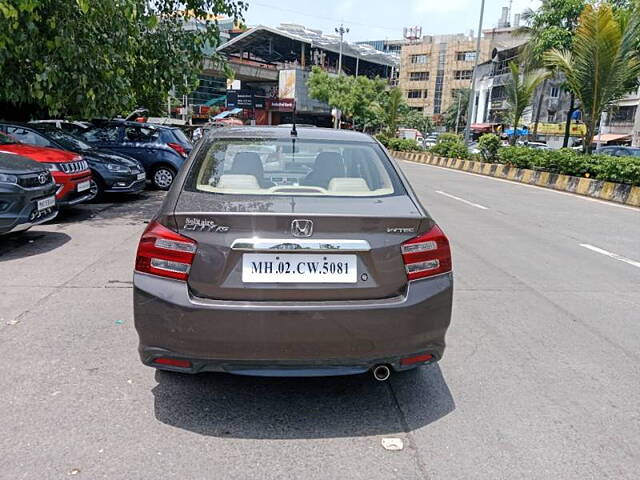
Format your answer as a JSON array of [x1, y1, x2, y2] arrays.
[[133, 272, 453, 376]]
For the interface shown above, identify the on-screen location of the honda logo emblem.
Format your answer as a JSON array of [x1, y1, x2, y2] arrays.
[[291, 219, 313, 238]]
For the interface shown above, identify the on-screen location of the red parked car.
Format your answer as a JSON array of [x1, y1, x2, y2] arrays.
[[0, 133, 92, 207]]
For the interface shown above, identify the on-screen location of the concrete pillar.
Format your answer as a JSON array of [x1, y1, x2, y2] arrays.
[[476, 89, 487, 124], [301, 43, 306, 68], [633, 90, 640, 147], [355, 57, 359, 77]]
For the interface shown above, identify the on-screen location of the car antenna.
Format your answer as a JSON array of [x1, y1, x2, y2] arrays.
[[290, 101, 298, 137]]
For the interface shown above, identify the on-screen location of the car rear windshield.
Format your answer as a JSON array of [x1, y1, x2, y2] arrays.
[[185, 138, 404, 197], [170, 128, 192, 146]]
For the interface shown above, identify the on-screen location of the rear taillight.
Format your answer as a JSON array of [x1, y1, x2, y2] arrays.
[[167, 142, 187, 158], [401, 224, 452, 281], [135, 221, 197, 281]]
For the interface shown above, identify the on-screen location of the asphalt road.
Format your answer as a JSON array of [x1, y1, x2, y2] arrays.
[[1, 164, 639, 480]]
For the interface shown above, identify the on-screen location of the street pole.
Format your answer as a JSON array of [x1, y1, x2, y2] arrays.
[[334, 24, 349, 129], [455, 91, 462, 134], [463, 0, 486, 144]]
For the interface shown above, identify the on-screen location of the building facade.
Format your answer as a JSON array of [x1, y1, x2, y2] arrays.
[[398, 27, 522, 120]]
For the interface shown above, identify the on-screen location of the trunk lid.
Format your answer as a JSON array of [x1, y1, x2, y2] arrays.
[[175, 191, 426, 301]]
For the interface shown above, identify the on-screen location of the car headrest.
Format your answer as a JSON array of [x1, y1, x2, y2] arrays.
[[231, 152, 264, 177]]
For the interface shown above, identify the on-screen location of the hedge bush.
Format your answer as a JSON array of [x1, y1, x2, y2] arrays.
[[429, 133, 469, 159], [478, 134, 501, 163], [494, 146, 640, 185], [376, 134, 423, 152]]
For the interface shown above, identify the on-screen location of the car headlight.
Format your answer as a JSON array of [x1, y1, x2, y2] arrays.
[[42, 163, 60, 172], [0, 173, 18, 184], [106, 163, 131, 173]]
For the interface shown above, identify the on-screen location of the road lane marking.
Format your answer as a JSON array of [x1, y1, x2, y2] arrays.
[[435, 190, 489, 210], [403, 161, 639, 212], [579, 244, 640, 269]]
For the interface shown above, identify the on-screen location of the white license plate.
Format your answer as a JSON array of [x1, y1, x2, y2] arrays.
[[37, 196, 55, 211], [137, 172, 146, 181], [77, 180, 91, 192], [242, 253, 357, 283]]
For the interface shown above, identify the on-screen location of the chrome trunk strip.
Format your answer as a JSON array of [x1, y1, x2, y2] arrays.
[[231, 238, 371, 252]]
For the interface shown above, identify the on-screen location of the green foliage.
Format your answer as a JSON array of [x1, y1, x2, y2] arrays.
[[544, 4, 640, 153], [387, 138, 423, 152], [307, 66, 388, 132], [505, 62, 550, 145], [478, 134, 502, 163], [400, 109, 433, 134], [0, 0, 246, 118], [443, 88, 471, 132], [430, 133, 469, 159], [496, 147, 640, 184]]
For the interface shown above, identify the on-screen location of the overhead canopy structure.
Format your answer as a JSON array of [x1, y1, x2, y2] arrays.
[[217, 24, 398, 78]]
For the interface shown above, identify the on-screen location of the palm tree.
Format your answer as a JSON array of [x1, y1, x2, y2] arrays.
[[505, 62, 550, 145], [545, 4, 640, 153], [379, 87, 404, 137], [516, 1, 586, 146]]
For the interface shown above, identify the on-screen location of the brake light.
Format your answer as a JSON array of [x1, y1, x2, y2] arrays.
[[167, 142, 187, 157], [401, 224, 452, 281], [135, 221, 197, 281]]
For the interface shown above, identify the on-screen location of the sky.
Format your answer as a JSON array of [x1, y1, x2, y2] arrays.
[[243, 0, 542, 42]]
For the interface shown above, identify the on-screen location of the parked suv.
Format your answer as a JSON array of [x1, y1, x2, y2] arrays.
[[82, 121, 192, 190], [0, 123, 146, 202], [0, 152, 57, 234], [133, 127, 453, 379], [0, 133, 92, 207]]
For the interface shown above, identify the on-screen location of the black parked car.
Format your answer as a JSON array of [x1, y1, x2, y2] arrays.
[[81, 121, 193, 190], [0, 152, 57, 235], [0, 123, 146, 202]]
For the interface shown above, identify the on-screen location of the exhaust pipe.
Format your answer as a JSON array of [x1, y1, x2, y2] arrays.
[[372, 364, 391, 382]]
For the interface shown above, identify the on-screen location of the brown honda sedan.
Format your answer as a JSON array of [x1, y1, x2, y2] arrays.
[[133, 127, 452, 380]]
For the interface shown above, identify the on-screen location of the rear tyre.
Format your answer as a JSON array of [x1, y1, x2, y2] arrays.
[[152, 166, 176, 191]]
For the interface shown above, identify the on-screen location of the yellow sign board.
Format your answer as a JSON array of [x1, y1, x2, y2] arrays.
[[534, 123, 587, 136]]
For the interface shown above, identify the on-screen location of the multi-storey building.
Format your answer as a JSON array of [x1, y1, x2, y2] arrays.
[[398, 25, 522, 120]]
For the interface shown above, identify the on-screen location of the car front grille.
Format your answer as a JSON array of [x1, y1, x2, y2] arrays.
[[59, 160, 89, 174], [17, 171, 53, 188]]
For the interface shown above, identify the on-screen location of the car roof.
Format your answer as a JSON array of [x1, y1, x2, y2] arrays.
[[206, 126, 376, 143], [102, 120, 177, 130]]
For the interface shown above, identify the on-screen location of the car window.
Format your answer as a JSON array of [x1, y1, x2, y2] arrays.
[[124, 126, 159, 143], [6, 127, 51, 147], [83, 126, 120, 144], [170, 128, 192, 146], [185, 138, 404, 198], [41, 130, 93, 152]]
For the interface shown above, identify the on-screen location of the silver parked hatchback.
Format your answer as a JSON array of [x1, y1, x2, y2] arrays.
[[133, 127, 453, 380]]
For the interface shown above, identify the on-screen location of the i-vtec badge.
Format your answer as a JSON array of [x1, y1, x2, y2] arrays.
[[183, 217, 229, 233], [387, 227, 416, 234]]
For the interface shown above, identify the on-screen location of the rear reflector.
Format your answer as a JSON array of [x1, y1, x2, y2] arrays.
[[401, 224, 452, 281], [400, 353, 433, 366], [153, 357, 192, 368], [135, 221, 197, 281]]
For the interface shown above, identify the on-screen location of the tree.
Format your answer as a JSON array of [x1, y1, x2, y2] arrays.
[[505, 62, 550, 145], [308, 66, 399, 133], [0, 0, 246, 119], [545, 3, 640, 153], [518, 0, 586, 145], [400, 109, 433, 135], [443, 88, 471, 133]]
